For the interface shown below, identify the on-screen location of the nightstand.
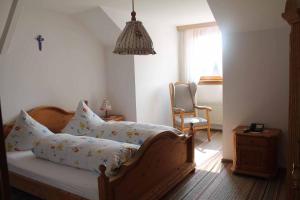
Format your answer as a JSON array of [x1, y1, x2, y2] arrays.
[[103, 115, 125, 122], [232, 126, 280, 178]]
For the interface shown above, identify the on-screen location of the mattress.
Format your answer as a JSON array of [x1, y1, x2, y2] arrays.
[[7, 151, 99, 200]]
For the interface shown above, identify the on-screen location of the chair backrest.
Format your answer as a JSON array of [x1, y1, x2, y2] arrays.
[[169, 82, 197, 113]]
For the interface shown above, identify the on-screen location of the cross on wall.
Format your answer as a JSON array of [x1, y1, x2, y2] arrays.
[[35, 35, 44, 51]]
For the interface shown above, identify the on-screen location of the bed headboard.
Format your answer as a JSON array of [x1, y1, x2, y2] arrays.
[[3, 106, 75, 138]]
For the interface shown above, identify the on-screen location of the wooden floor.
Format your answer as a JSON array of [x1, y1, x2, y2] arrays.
[[163, 131, 286, 200], [11, 131, 286, 200]]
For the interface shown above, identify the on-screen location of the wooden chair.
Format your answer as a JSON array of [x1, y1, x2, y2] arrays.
[[169, 82, 212, 141]]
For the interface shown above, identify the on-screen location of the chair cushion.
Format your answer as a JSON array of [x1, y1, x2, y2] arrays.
[[175, 116, 208, 128], [174, 84, 195, 112]]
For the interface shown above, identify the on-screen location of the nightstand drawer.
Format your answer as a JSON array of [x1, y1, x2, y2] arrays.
[[237, 136, 268, 147], [233, 126, 280, 178]]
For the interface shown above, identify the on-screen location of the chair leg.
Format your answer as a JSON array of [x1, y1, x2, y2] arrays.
[[189, 123, 194, 136], [207, 126, 211, 142]]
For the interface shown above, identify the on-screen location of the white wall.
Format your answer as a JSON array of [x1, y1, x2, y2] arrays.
[[134, 24, 179, 125], [207, 0, 286, 33], [222, 28, 289, 166], [105, 47, 136, 121], [207, 0, 290, 167], [0, 0, 107, 122], [75, 8, 137, 121], [197, 85, 223, 129], [0, 0, 12, 36]]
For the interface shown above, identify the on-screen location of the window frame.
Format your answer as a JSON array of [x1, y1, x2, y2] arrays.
[[198, 76, 223, 85], [177, 22, 217, 31]]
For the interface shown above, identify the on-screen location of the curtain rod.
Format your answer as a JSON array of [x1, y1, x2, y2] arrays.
[[177, 22, 217, 31]]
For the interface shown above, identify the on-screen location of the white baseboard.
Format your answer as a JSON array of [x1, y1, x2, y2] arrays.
[[211, 124, 222, 130]]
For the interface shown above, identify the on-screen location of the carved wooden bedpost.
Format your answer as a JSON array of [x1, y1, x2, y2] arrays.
[[99, 165, 109, 200], [282, 0, 300, 199]]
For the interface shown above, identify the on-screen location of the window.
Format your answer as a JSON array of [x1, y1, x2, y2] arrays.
[[178, 23, 222, 84]]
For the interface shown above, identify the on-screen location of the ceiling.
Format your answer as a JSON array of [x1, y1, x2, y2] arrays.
[[35, 0, 215, 26], [35, 0, 99, 14], [76, 7, 121, 46], [30, 0, 288, 33], [98, 0, 215, 25], [207, 0, 288, 32]]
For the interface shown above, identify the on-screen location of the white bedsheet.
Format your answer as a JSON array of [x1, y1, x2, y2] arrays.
[[7, 151, 99, 200]]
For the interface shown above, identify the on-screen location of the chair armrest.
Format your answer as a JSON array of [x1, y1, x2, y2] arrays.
[[173, 107, 185, 113], [194, 105, 212, 111]]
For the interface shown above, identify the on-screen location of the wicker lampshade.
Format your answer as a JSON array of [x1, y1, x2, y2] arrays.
[[113, 0, 156, 55]]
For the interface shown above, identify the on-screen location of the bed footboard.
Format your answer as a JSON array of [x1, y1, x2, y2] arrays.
[[98, 131, 195, 200]]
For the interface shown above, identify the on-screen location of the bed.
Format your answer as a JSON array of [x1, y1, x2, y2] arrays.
[[4, 106, 195, 200]]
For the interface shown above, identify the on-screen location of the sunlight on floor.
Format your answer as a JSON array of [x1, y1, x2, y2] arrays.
[[194, 131, 222, 173]]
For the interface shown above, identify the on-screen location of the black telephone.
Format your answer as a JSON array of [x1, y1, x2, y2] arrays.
[[244, 123, 264, 133]]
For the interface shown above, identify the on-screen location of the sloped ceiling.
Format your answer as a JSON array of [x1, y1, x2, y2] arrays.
[[98, 0, 214, 26], [35, 0, 214, 26], [0, 0, 13, 37], [207, 0, 288, 33], [32, 0, 100, 14], [76, 7, 121, 46]]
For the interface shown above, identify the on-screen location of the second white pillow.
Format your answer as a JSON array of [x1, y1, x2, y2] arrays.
[[62, 100, 105, 136]]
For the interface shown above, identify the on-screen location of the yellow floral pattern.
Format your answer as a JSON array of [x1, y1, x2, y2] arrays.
[[62, 100, 105, 136], [5, 110, 53, 152], [87, 121, 181, 145], [62, 101, 181, 146], [32, 133, 140, 176]]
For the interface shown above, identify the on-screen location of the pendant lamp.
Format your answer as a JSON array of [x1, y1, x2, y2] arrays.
[[113, 0, 156, 55]]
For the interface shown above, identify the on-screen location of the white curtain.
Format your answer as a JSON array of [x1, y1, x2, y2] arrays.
[[179, 26, 222, 83]]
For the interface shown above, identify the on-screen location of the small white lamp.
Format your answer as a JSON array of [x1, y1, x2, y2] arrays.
[[100, 98, 112, 118]]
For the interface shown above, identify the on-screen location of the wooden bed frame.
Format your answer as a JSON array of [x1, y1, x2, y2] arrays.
[[4, 106, 196, 200]]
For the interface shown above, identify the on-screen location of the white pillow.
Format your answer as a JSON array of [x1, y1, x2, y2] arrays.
[[32, 133, 140, 176], [5, 110, 53, 152], [62, 100, 105, 136]]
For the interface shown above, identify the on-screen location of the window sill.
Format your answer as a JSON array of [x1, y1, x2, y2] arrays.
[[198, 76, 223, 85]]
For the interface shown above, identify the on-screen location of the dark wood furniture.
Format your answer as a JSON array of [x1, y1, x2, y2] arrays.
[[232, 126, 280, 178], [0, 101, 11, 200], [282, 1, 300, 199], [103, 115, 125, 122], [4, 106, 195, 200]]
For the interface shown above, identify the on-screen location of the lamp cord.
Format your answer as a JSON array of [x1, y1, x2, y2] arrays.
[[131, 0, 136, 21], [132, 0, 135, 11]]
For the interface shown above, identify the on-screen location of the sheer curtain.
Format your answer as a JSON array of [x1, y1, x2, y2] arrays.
[[179, 26, 222, 83]]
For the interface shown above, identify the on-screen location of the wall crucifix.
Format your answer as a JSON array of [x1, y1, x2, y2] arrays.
[[35, 35, 44, 51]]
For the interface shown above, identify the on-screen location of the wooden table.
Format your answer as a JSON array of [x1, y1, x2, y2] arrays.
[[232, 126, 280, 178]]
